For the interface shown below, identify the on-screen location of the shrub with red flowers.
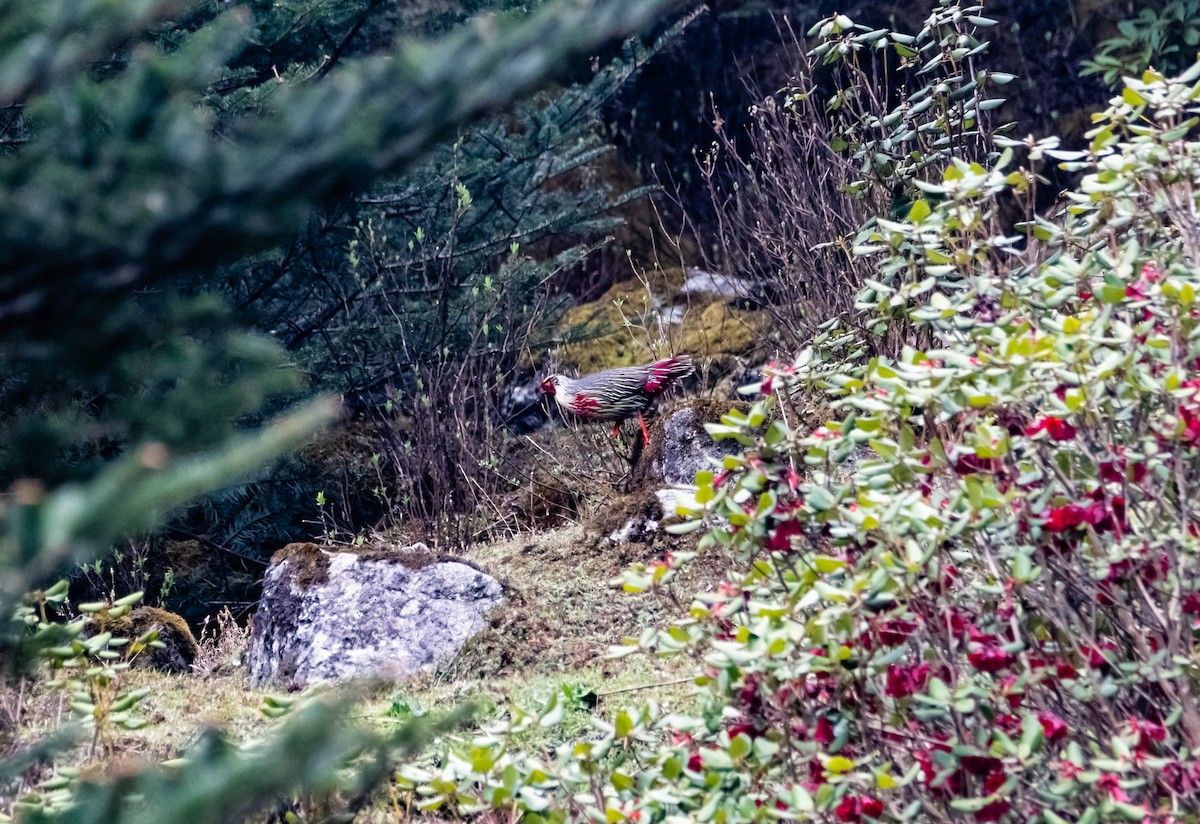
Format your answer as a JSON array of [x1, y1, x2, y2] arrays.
[[382, 9, 1200, 823], [610, 49, 1200, 823]]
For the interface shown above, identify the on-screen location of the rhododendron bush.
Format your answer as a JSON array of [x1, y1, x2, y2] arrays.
[[640, 61, 1200, 823], [391, 12, 1200, 824]]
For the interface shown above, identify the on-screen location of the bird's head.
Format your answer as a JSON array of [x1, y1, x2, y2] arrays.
[[540, 374, 561, 395]]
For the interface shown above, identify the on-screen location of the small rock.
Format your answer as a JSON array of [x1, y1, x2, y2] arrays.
[[248, 543, 503, 687], [657, 305, 687, 326], [88, 607, 198, 674], [680, 267, 754, 299], [501, 377, 549, 434], [607, 516, 659, 544]]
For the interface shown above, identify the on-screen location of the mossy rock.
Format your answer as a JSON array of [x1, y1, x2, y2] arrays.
[[586, 489, 665, 543], [675, 301, 761, 361], [95, 607, 199, 674], [557, 270, 765, 375], [269, 541, 481, 590], [629, 398, 753, 491], [269, 542, 333, 588]]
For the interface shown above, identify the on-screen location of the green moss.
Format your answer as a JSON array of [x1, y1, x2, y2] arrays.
[[677, 300, 762, 360], [557, 269, 766, 374], [585, 489, 663, 538], [94, 606, 200, 674], [270, 542, 332, 588], [349, 544, 486, 574]]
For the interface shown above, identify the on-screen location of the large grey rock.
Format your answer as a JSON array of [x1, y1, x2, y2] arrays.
[[653, 407, 744, 486], [248, 543, 503, 687]]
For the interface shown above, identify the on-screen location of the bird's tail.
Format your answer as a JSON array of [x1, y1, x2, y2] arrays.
[[644, 355, 694, 393]]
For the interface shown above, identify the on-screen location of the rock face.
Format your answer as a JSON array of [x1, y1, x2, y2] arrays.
[[651, 406, 745, 486], [248, 543, 503, 687]]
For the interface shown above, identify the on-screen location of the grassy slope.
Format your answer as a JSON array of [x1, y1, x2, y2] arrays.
[[2, 511, 730, 802]]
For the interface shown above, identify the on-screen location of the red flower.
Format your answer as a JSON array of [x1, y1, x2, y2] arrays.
[[1182, 405, 1200, 443], [968, 644, 1015, 673], [1057, 760, 1082, 780], [1100, 453, 1145, 484], [943, 563, 959, 588], [1082, 640, 1117, 670], [1039, 712, 1069, 742], [1128, 718, 1166, 751], [1183, 592, 1200, 615], [962, 755, 1003, 777], [728, 723, 759, 740], [942, 607, 974, 638], [767, 518, 804, 553], [785, 466, 801, 493], [954, 453, 1002, 475], [1163, 760, 1200, 793], [1043, 504, 1085, 533], [836, 795, 884, 822], [878, 619, 917, 646], [885, 663, 931, 698], [1055, 661, 1079, 680], [1097, 773, 1130, 802], [1026, 416, 1077, 441], [814, 717, 835, 746], [998, 674, 1024, 709], [995, 712, 1022, 733], [687, 753, 703, 773]]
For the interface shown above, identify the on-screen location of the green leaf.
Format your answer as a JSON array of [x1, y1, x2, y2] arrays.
[[824, 756, 855, 774], [813, 556, 846, 573], [807, 487, 836, 511], [700, 748, 734, 770], [908, 199, 932, 223], [614, 711, 633, 738], [1019, 713, 1045, 759], [1122, 87, 1147, 106]]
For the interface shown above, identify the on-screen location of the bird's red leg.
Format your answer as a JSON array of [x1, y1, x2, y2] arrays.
[[638, 413, 650, 446], [611, 422, 621, 438]]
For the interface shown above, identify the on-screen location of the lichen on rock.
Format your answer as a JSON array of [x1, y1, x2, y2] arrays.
[[248, 544, 504, 688]]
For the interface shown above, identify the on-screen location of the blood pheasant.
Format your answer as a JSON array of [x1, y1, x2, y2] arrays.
[[541, 355, 694, 444]]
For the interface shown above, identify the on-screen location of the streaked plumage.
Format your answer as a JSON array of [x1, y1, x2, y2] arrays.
[[541, 355, 694, 442]]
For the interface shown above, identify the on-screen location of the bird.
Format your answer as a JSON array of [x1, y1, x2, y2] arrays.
[[540, 355, 694, 445]]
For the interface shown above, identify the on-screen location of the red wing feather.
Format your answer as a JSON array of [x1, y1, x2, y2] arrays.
[[643, 356, 693, 394]]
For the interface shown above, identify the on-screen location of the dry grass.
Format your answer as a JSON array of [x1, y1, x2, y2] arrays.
[[192, 606, 251, 678], [2, 501, 739, 816], [440, 512, 735, 683]]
